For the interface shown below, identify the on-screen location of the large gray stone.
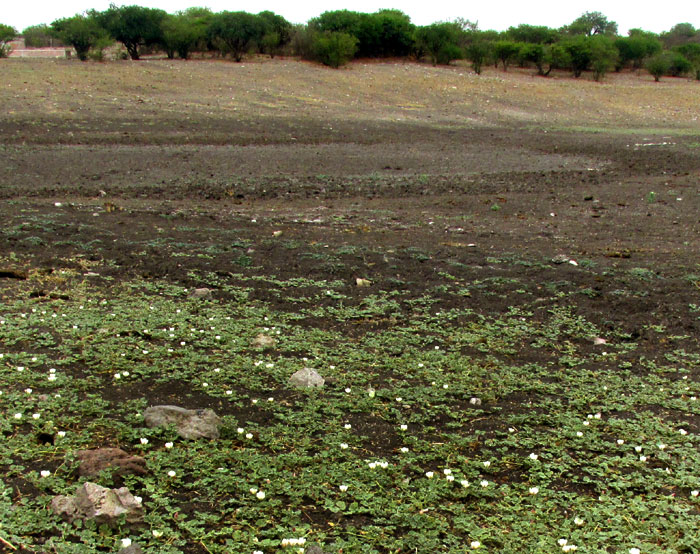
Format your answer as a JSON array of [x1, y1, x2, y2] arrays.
[[144, 405, 221, 440], [288, 368, 325, 388], [51, 482, 143, 525]]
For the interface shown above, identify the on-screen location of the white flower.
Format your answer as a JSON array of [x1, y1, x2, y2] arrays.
[[165, 442, 173, 449], [339, 485, 348, 492], [574, 517, 584, 526], [635, 445, 642, 452], [483, 461, 491, 468], [152, 530, 163, 538], [617, 439, 624, 445], [344, 423, 352, 429], [368, 462, 377, 469], [460, 480, 470, 488], [443, 384, 448, 389], [639, 456, 647, 462], [250, 488, 258, 494], [594, 412, 601, 419], [562, 545, 578, 552], [246, 433, 253, 439], [167, 470, 176, 477], [368, 387, 375, 398], [114, 373, 121, 379], [57, 431, 66, 437], [658, 443, 666, 450], [470, 540, 481, 549], [529, 453, 538, 461], [480, 480, 489, 488], [558, 539, 568, 546], [679, 429, 688, 435], [425, 471, 434, 479], [583, 420, 590, 426], [340, 443, 349, 449], [256, 490, 265, 500], [691, 490, 699, 497], [576, 431, 583, 437], [629, 549, 641, 554], [529, 487, 539, 495], [400, 424, 408, 431], [446, 475, 455, 482], [237, 427, 245, 434], [396, 397, 403, 402], [345, 387, 351, 393], [121, 538, 132, 548], [226, 390, 233, 395], [25, 388, 32, 394], [443, 468, 452, 475], [32, 413, 40, 420], [134, 496, 142, 504], [40, 470, 51, 478], [400, 447, 409, 453], [140, 438, 149, 445]]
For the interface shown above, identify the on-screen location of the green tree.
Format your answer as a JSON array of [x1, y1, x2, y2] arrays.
[[673, 43, 700, 79], [207, 11, 263, 62], [667, 51, 692, 76], [661, 23, 697, 48], [52, 15, 108, 61], [507, 24, 558, 44], [465, 40, 490, 74], [564, 11, 618, 37], [312, 31, 358, 67], [371, 10, 415, 57], [615, 32, 661, 69], [0, 24, 17, 57], [414, 22, 463, 65], [562, 35, 592, 77], [589, 35, 618, 81], [257, 11, 291, 57], [160, 12, 208, 59], [93, 4, 167, 60], [645, 53, 671, 81], [22, 24, 61, 47], [519, 43, 546, 74], [493, 40, 520, 70]]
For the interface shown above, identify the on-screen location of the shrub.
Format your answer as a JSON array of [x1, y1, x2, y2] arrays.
[[312, 31, 357, 68], [646, 54, 671, 81], [0, 24, 17, 57], [52, 15, 108, 61], [207, 11, 263, 62], [466, 40, 490, 74], [414, 22, 463, 65], [22, 24, 61, 47], [91, 4, 167, 60]]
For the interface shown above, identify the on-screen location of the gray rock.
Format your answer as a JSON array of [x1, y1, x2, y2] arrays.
[[288, 367, 325, 388], [551, 254, 570, 264], [51, 482, 143, 525], [120, 545, 144, 554], [305, 546, 326, 554], [144, 405, 221, 440], [251, 333, 276, 349], [189, 288, 213, 299], [77, 448, 148, 477]]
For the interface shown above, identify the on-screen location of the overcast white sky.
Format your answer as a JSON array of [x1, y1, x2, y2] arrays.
[[3, 0, 697, 35]]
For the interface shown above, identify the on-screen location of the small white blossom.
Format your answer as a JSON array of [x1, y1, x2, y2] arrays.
[[165, 442, 173, 449], [400, 424, 408, 431], [121, 538, 132, 548], [480, 480, 489, 488], [617, 439, 624, 445], [245, 433, 253, 439], [529, 487, 539, 495], [256, 490, 265, 500], [400, 447, 409, 453], [167, 470, 176, 477], [340, 443, 349, 449], [40, 470, 51, 478], [470, 540, 481, 549], [32, 413, 40, 420], [639, 456, 647, 462], [558, 539, 568, 547], [691, 490, 699, 497], [339, 485, 348, 492], [140, 438, 149, 445], [574, 517, 584, 525], [529, 453, 538, 461], [57, 431, 66, 437], [461, 480, 470, 488], [483, 461, 491, 468], [629, 548, 641, 554], [425, 471, 434, 479]]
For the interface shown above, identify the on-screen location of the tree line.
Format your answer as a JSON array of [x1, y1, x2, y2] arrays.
[[1, 7, 699, 81]]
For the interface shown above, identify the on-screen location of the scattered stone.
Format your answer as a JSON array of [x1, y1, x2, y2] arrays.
[[305, 546, 326, 554], [51, 482, 143, 525], [288, 367, 325, 388], [76, 448, 148, 477], [120, 545, 144, 554], [355, 278, 371, 287], [144, 405, 221, 440], [551, 254, 570, 264], [469, 397, 482, 406], [252, 333, 276, 349], [189, 288, 213, 299]]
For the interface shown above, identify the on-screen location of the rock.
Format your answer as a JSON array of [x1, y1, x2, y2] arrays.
[[251, 333, 276, 349], [355, 278, 371, 287], [551, 254, 570, 264], [120, 545, 144, 554], [305, 546, 326, 554], [51, 482, 143, 525], [189, 288, 213, 299], [144, 405, 221, 439], [288, 367, 325, 388], [76, 448, 148, 477]]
